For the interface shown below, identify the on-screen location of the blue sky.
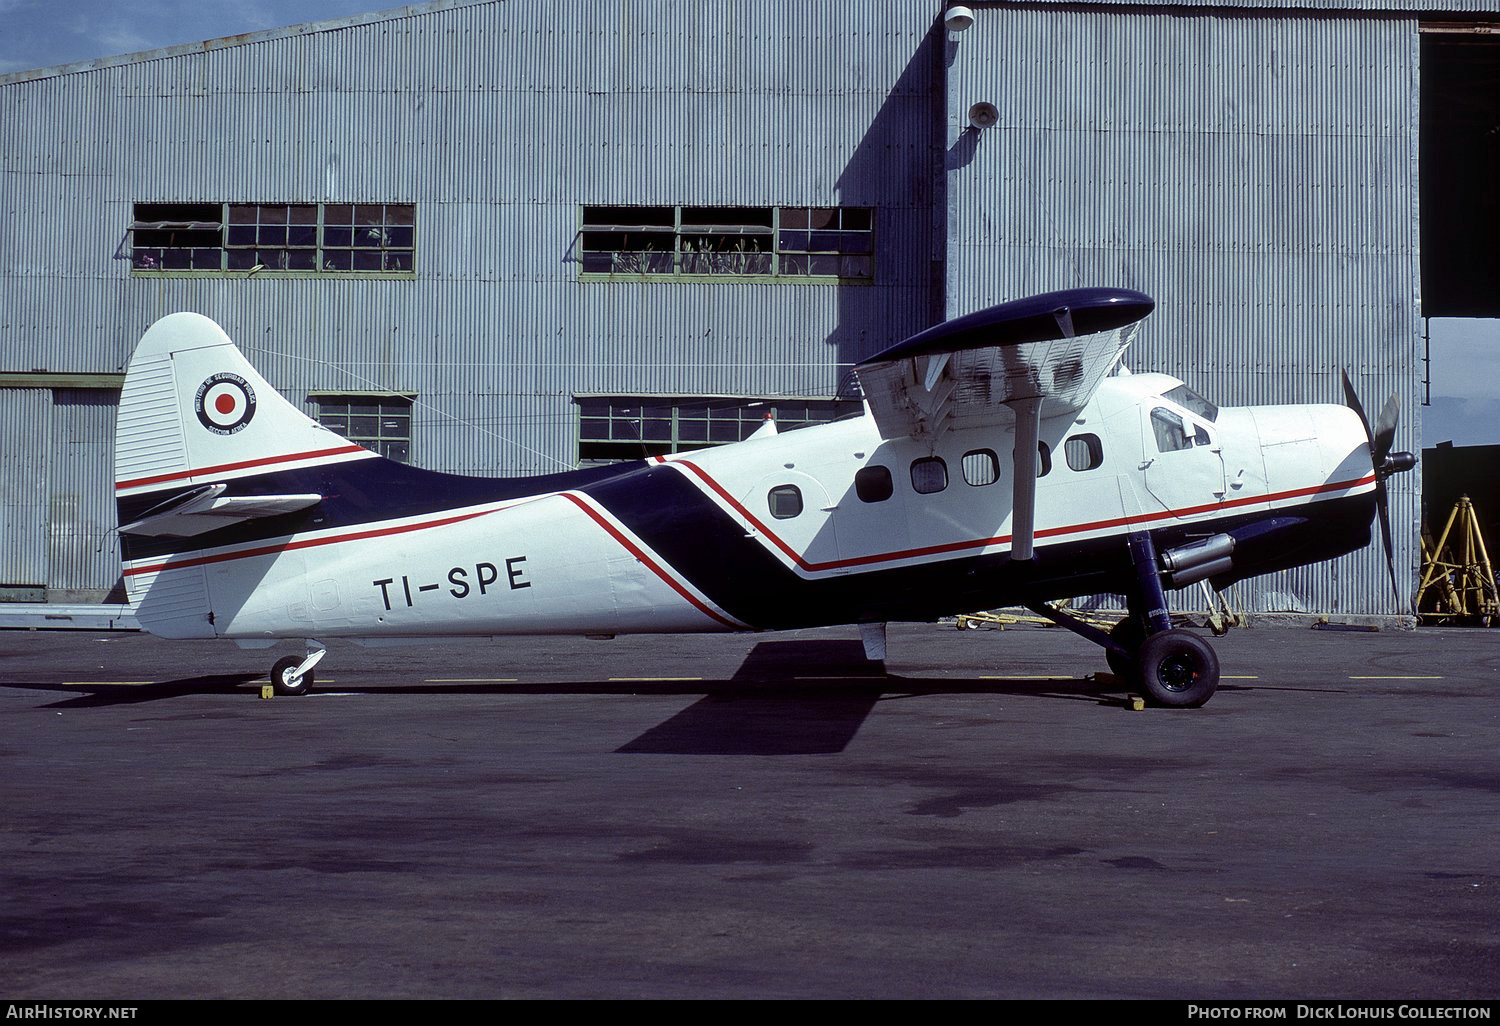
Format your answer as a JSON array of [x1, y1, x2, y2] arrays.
[[1425, 319, 1500, 447], [0, 0, 387, 75], [3, 0, 1495, 448]]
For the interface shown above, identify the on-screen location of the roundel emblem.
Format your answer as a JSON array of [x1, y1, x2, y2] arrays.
[[194, 373, 257, 435]]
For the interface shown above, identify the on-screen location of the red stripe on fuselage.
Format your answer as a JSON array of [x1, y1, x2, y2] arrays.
[[116, 445, 370, 491], [673, 457, 1377, 573], [560, 492, 739, 629]]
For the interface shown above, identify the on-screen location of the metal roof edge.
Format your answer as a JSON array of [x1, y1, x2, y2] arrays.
[[980, 0, 1500, 15], [0, 0, 496, 86]]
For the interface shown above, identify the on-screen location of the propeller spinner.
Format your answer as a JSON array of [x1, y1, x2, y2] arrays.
[[1341, 369, 1418, 600]]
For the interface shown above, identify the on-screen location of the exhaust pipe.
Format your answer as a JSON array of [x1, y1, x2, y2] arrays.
[[1161, 533, 1235, 589]]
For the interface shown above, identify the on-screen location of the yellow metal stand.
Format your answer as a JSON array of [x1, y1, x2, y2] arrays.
[[955, 606, 1119, 631], [1417, 495, 1499, 626]]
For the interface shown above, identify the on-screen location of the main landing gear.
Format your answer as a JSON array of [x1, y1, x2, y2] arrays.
[[1029, 531, 1221, 708], [269, 641, 326, 697]]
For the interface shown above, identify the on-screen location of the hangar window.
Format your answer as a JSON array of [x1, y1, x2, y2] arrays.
[[130, 202, 415, 274], [130, 203, 223, 270], [322, 204, 416, 272], [312, 395, 413, 463], [227, 204, 318, 271], [778, 207, 874, 280], [681, 207, 775, 275], [855, 465, 894, 503], [575, 395, 862, 463], [579, 206, 676, 273], [577, 205, 874, 282]]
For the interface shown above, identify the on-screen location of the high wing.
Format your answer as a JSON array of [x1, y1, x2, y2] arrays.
[[853, 287, 1154, 559], [118, 482, 323, 537]]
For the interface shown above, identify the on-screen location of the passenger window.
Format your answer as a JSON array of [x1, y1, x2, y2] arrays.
[[855, 465, 893, 503], [1194, 424, 1212, 447], [1151, 408, 1192, 453], [962, 449, 999, 486], [768, 485, 802, 519], [1064, 433, 1103, 472], [1038, 442, 1052, 477], [910, 457, 948, 495]]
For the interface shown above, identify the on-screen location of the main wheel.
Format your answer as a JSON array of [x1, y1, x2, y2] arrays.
[[1106, 617, 1145, 681], [1135, 629, 1219, 708], [270, 655, 314, 697]]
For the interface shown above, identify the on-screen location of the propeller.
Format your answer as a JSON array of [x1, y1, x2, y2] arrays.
[[1341, 369, 1418, 601]]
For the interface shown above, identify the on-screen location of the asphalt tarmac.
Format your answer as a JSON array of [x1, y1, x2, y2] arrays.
[[1, 622, 1496, 999]]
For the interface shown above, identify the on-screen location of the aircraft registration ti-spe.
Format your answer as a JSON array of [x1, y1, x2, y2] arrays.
[[112, 288, 1416, 707]]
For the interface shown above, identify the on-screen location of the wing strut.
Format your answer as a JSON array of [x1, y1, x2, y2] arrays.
[[1009, 396, 1042, 561]]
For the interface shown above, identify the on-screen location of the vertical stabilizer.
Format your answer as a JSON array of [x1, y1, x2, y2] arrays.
[[113, 313, 372, 638]]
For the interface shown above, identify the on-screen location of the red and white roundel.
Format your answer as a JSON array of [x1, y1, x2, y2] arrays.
[[194, 373, 257, 435]]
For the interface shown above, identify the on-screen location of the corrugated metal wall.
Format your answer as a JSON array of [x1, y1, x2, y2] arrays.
[[0, 387, 117, 596], [0, 390, 50, 588], [1012, 0, 1497, 10], [48, 390, 119, 596], [0, 0, 943, 597], [946, 5, 1423, 615], [0, 0, 941, 446]]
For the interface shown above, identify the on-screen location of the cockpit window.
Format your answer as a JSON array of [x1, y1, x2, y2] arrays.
[[1151, 408, 1192, 452], [1163, 384, 1218, 423]]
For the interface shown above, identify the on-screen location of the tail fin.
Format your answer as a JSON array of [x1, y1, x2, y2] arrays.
[[114, 313, 366, 496], [114, 313, 372, 636]]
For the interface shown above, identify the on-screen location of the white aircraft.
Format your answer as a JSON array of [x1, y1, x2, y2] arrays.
[[113, 288, 1414, 707]]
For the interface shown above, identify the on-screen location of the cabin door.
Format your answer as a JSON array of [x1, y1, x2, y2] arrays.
[[740, 471, 840, 571], [1140, 405, 1227, 517]]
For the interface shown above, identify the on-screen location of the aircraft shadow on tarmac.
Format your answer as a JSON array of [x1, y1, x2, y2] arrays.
[[4, 673, 260, 710], [615, 639, 1120, 755], [3, 641, 1245, 754]]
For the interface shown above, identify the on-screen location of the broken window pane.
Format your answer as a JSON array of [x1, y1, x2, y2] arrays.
[[131, 202, 223, 271], [576, 205, 873, 281]]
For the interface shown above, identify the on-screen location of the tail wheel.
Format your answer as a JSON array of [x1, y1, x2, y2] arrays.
[[1136, 629, 1219, 708], [270, 655, 314, 697]]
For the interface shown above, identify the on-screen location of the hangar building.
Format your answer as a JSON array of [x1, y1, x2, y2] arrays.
[[3, 0, 1497, 616]]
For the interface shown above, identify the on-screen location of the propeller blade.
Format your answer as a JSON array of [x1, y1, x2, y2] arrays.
[[1341, 369, 1372, 441], [1374, 478, 1399, 602], [1372, 394, 1399, 465], [1343, 369, 1405, 602]]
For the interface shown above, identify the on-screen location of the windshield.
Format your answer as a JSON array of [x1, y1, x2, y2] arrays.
[[1163, 384, 1219, 423]]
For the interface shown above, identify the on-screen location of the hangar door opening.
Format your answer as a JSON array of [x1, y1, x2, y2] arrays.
[[1420, 31, 1500, 318]]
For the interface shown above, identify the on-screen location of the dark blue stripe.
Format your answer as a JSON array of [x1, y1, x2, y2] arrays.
[[581, 467, 1376, 629], [118, 455, 650, 563]]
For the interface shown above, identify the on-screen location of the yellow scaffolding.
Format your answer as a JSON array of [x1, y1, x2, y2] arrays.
[[955, 607, 1120, 631], [1417, 495, 1499, 626]]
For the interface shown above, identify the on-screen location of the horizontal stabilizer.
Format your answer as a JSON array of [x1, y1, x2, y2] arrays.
[[119, 483, 322, 537]]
